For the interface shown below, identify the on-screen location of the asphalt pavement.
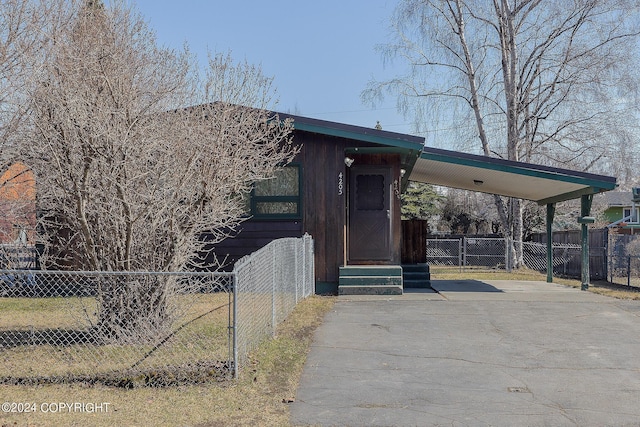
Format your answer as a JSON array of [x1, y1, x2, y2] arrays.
[[290, 280, 640, 426]]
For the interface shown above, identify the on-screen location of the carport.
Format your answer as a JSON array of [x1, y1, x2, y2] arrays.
[[407, 146, 617, 289]]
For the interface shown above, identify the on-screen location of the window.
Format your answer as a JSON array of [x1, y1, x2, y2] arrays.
[[623, 207, 638, 223], [251, 164, 302, 219]]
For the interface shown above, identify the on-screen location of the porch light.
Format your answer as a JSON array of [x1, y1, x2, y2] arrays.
[[344, 157, 355, 167]]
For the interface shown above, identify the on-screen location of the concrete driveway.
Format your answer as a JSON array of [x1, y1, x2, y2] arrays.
[[291, 280, 640, 426]]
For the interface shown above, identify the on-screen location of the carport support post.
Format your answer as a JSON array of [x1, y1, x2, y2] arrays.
[[580, 194, 594, 291], [546, 203, 555, 283]]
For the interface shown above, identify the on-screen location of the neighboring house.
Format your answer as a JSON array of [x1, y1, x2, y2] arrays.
[[604, 189, 640, 233], [212, 112, 617, 295], [0, 162, 37, 269], [0, 162, 36, 244]]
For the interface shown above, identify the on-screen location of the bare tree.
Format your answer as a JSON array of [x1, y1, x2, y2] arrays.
[[0, 1, 60, 245], [1, 0, 37, 157], [364, 0, 640, 266], [19, 0, 297, 341]]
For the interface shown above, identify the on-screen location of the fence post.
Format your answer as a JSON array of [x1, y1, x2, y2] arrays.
[[462, 237, 467, 271], [295, 239, 300, 304], [232, 272, 238, 379], [628, 255, 632, 288], [504, 237, 509, 272], [272, 246, 276, 337], [603, 228, 609, 283], [299, 238, 304, 303], [308, 234, 315, 295]]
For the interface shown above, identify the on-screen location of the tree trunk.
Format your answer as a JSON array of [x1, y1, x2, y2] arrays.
[[95, 274, 172, 344]]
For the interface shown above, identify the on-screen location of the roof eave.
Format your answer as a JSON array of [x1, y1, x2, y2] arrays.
[[413, 147, 617, 204], [279, 112, 425, 152]]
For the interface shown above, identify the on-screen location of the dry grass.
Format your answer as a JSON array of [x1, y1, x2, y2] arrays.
[[0, 293, 233, 380], [0, 295, 336, 427]]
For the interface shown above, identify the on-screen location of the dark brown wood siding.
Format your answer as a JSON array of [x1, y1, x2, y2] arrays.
[[298, 132, 347, 284], [209, 220, 303, 270], [210, 129, 405, 286], [402, 219, 429, 264]]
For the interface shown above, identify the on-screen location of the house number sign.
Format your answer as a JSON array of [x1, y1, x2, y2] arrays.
[[338, 172, 344, 196]]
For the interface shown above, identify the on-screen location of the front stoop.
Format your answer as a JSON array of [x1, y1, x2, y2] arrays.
[[339, 266, 403, 295]]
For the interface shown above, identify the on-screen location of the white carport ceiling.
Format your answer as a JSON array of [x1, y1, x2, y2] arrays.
[[409, 147, 617, 205]]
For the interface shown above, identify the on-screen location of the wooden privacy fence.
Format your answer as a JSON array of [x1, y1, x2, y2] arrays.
[[401, 220, 429, 264], [530, 229, 608, 280]]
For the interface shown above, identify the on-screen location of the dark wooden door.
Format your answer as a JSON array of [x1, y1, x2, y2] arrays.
[[348, 166, 392, 261]]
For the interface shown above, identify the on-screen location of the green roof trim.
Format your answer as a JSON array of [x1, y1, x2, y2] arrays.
[[536, 187, 609, 206], [420, 148, 617, 192], [280, 113, 425, 152]]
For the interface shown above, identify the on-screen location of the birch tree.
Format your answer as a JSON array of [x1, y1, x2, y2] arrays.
[[365, 0, 640, 266], [19, 0, 297, 341]]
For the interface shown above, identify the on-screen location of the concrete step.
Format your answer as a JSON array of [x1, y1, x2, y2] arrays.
[[403, 271, 432, 281], [401, 264, 432, 289], [339, 276, 403, 286], [338, 285, 403, 295], [401, 263, 430, 273], [339, 265, 403, 295], [403, 279, 432, 289], [339, 265, 403, 277]]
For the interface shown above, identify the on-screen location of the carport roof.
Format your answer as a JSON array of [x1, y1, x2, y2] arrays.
[[409, 147, 617, 205]]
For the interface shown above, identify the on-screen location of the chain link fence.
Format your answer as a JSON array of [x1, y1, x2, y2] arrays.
[[0, 270, 233, 386], [233, 234, 314, 369], [425, 239, 462, 266], [428, 233, 640, 288], [0, 234, 314, 387], [426, 237, 583, 274], [464, 238, 508, 269], [607, 254, 640, 288], [522, 241, 583, 276], [607, 233, 640, 288]]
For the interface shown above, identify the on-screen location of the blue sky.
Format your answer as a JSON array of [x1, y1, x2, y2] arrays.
[[131, 0, 415, 135]]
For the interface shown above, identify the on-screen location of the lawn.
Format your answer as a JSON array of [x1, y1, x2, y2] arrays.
[[0, 292, 233, 383]]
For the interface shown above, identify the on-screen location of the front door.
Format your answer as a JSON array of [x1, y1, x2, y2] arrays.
[[348, 166, 392, 262]]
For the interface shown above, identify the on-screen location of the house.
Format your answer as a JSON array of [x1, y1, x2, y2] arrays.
[[604, 189, 640, 233], [3, 111, 617, 290], [211, 114, 423, 294], [0, 162, 36, 244], [212, 112, 618, 294], [0, 162, 37, 269]]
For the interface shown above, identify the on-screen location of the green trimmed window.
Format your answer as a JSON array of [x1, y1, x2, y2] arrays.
[[251, 164, 302, 219]]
